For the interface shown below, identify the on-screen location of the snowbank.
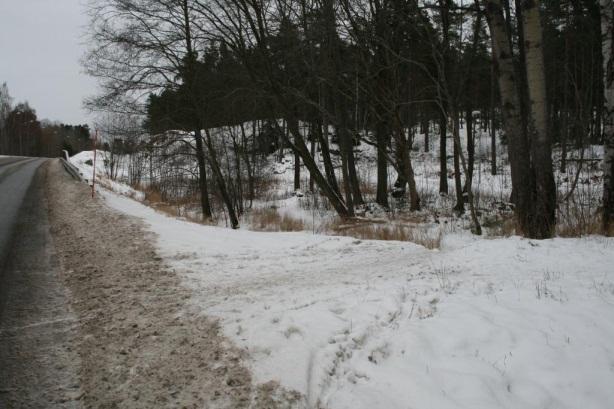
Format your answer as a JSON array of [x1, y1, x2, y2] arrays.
[[69, 150, 144, 200], [101, 188, 614, 409]]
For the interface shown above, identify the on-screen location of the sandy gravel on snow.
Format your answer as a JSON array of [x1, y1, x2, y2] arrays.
[[46, 160, 300, 408]]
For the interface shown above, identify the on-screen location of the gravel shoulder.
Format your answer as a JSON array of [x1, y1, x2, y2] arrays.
[[45, 160, 296, 408]]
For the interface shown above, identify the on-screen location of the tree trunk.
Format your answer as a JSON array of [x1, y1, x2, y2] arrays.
[[294, 150, 301, 191], [560, 28, 570, 173], [316, 115, 341, 196], [485, 0, 534, 235], [239, 122, 254, 208], [232, 137, 244, 215], [452, 111, 483, 235], [203, 129, 239, 229], [375, 120, 389, 207], [333, 99, 355, 215], [423, 116, 430, 152], [438, 0, 450, 196], [490, 63, 497, 175], [602, 0, 614, 234], [338, 127, 355, 216], [452, 113, 465, 212], [395, 113, 420, 211], [309, 122, 315, 192], [283, 114, 350, 217], [194, 129, 213, 220], [465, 109, 475, 189], [346, 135, 363, 206], [439, 112, 449, 194], [522, 0, 556, 238], [337, 109, 362, 207]]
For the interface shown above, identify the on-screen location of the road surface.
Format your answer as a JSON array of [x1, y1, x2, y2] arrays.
[[0, 157, 46, 267], [0, 157, 82, 408]]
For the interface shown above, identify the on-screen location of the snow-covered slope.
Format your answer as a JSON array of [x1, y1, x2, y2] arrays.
[[101, 187, 614, 409], [70, 150, 144, 199]]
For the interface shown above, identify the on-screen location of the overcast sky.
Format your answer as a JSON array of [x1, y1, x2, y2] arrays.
[[0, 1, 97, 125]]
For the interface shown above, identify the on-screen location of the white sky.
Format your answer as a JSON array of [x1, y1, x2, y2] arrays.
[[0, 0, 97, 125]]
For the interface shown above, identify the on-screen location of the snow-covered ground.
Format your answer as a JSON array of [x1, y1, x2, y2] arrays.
[[70, 150, 144, 200], [100, 187, 614, 409]]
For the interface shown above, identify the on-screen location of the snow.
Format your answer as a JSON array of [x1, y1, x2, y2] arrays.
[[69, 150, 144, 200], [100, 187, 614, 409]]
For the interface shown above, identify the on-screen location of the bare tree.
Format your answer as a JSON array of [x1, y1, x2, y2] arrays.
[[195, 0, 352, 217], [0, 83, 12, 155], [84, 0, 218, 222]]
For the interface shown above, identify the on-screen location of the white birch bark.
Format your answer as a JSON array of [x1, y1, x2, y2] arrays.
[[522, 0, 556, 238], [484, 0, 533, 235]]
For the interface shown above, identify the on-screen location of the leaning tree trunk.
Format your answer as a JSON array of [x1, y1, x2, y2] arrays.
[[452, 113, 465, 212], [602, 0, 614, 235], [283, 114, 350, 217], [315, 116, 341, 196], [204, 129, 240, 229], [522, 0, 556, 238]]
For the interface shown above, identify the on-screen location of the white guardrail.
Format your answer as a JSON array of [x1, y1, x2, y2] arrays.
[[60, 150, 83, 182]]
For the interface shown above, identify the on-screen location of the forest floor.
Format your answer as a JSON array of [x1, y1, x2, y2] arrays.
[[45, 160, 301, 408], [100, 183, 614, 409]]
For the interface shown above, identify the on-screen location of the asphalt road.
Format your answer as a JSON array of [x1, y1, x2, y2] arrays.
[[0, 157, 47, 269], [0, 157, 82, 407]]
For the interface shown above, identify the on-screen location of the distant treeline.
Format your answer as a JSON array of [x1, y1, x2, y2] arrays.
[[0, 83, 91, 158]]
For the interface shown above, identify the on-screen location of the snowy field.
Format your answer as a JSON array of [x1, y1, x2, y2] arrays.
[[100, 187, 614, 409]]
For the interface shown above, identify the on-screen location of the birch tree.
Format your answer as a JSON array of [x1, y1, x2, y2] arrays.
[[521, 0, 556, 238], [484, 0, 535, 236]]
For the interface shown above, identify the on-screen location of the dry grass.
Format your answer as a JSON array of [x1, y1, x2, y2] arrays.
[[140, 185, 214, 225], [249, 207, 305, 232], [483, 215, 517, 237], [326, 219, 442, 249], [557, 210, 602, 237], [253, 175, 283, 201], [143, 185, 164, 203], [555, 196, 602, 237], [482, 203, 604, 238], [358, 180, 377, 197]]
